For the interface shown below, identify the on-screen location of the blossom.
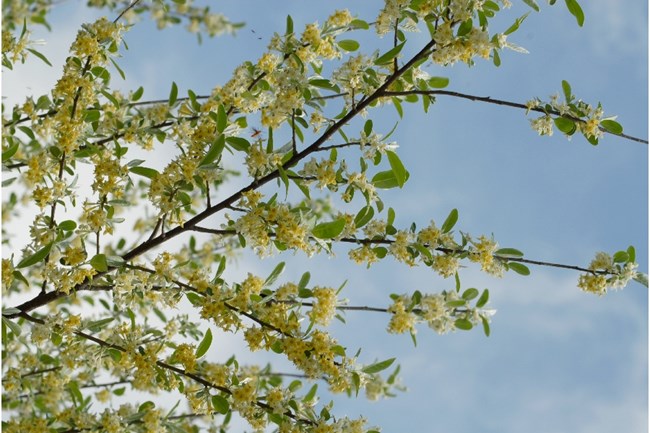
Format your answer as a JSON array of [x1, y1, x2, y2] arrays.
[[387, 297, 417, 334], [577, 273, 608, 296], [349, 244, 380, 266], [469, 235, 504, 277], [530, 115, 554, 136], [389, 230, 416, 266], [432, 254, 460, 278], [326, 9, 353, 28], [309, 287, 337, 325]]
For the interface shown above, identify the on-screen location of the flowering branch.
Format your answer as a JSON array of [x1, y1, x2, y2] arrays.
[[187, 226, 620, 277], [382, 90, 648, 144]]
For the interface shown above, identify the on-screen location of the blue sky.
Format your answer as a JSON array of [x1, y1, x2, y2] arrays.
[[3, 1, 647, 432]]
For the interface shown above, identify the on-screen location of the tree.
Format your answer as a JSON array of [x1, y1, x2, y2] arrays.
[[1, 1, 647, 432]]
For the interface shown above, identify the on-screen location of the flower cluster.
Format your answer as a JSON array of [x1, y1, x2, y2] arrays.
[[229, 197, 313, 256], [388, 289, 491, 337], [301, 158, 340, 189], [578, 250, 640, 296], [309, 286, 338, 325], [469, 235, 504, 277], [527, 88, 612, 142]]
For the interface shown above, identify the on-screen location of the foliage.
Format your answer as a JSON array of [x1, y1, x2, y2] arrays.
[[1, 1, 646, 432]]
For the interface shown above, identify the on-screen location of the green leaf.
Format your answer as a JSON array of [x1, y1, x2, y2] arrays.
[[626, 246, 636, 263], [633, 272, 648, 288], [354, 205, 375, 229], [428, 76, 449, 89], [265, 262, 286, 286], [363, 119, 373, 137], [600, 119, 623, 135], [101, 90, 120, 109], [16, 242, 53, 268], [226, 136, 250, 152], [2, 317, 22, 336], [454, 318, 473, 330], [199, 134, 225, 167], [495, 248, 524, 258], [564, 0, 584, 26], [313, 219, 346, 239], [362, 357, 396, 374], [169, 82, 178, 106], [2, 141, 19, 162], [475, 289, 490, 308], [303, 384, 318, 402], [40, 354, 57, 364], [68, 381, 83, 405], [440, 208, 458, 233], [298, 272, 310, 291], [492, 49, 501, 67], [212, 395, 229, 414], [504, 13, 529, 35], [522, 0, 540, 11], [26, 48, 52, 66], [374, 246, 387, 258], [216, 104, 227, 133], [586, 134, 599, 146], [83, 109, 101, 123], [386, 151, 407, 188], [186, 292, 202, 306], [351, 371, 361, 396], [107, 348, 122, 361], [129, 166, 159, 179], [612, 251, 629, 263], [371, 169, 410, 189], [461, 288, 479, 301], [374, 42, 405, 65], [286, 15, 294, 34], [508, 262, 530, 276], [350, 19, 369, 30], [85, 317, 114, 332], [309, 79, 339, 91], [554, 116, 576, 135], [109, 58, 125, 80], [18, 125, 35, 140], [58, 220, 76, 232], [131, 86, 144, 102], [456, 19, 473, 37], [89, 254, 108, 272], [446, 299, 467, 308], [195, 328, 213, 358], [337, 39, 360, 52], [561, 80, 572, 102], [51, 332, 62, 346], [387, 207, 396, 226], [481, 315, 491, 337]]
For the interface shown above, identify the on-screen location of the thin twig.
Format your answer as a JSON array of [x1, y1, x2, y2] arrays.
[[113, 0, 142, 23]]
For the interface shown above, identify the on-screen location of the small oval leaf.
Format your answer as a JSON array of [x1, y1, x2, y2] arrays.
[[312, 219, 346, 239], [440, 208, 458, 233], [508, 262, 530, 275], [195, 328, 213, 358], [362, 358, 396, 374], [16, 242, 53, 268]]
